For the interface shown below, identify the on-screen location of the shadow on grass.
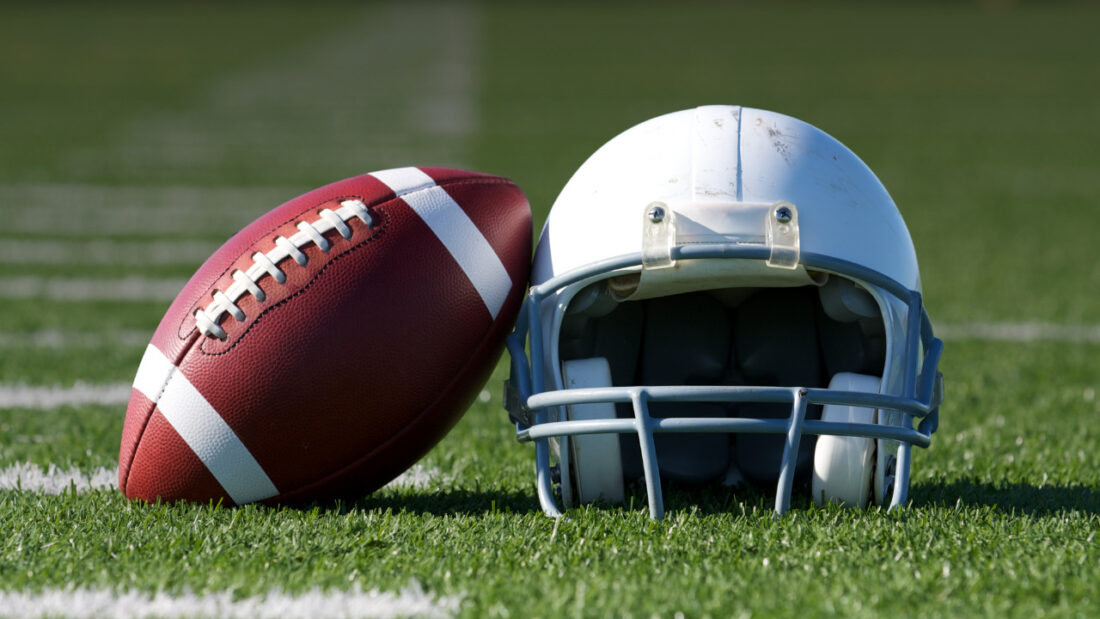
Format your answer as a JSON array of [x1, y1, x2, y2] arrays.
[[291, 480, 1098, 519], [654, 480, 1100, 518], [343, 483, 786, 519], [330, 489, 542, 517], [912, 480, 1100, 517]]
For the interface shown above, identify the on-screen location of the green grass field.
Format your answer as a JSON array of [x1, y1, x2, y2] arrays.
[[1, 2, 1098, 617]]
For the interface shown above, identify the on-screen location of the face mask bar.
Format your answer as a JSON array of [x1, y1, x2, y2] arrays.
[[505, 245, 944, 520]]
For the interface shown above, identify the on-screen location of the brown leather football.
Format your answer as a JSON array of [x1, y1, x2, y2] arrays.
[[119, 167, 531, 505]]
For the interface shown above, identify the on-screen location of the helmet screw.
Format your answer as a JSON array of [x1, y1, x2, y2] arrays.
[[647, 204, 666, 223], [775, 206, 793, 224]]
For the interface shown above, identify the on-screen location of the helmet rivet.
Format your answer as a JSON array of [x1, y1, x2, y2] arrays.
[[647, 204, 666, 223], [775, 206, 793, 224]]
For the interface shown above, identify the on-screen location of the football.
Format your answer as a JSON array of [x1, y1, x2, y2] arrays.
[[118, 167, 532, 505]]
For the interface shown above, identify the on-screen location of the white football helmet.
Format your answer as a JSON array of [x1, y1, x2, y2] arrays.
[[505, 106, 943, 519]]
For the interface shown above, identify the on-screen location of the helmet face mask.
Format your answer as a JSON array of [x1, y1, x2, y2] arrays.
[[505, 106, 944, 519]]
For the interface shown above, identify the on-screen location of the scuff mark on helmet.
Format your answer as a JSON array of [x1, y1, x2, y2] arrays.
[[767, 125, 793, 164], [754, 117, 797, 165]]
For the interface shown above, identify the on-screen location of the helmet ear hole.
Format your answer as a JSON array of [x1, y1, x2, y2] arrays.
[[819, 277, 879, 323], [560, 358, 625, 506], [817, 278, 887, 378], [874, 414, 903, 506], [812, 372, 880, 508]]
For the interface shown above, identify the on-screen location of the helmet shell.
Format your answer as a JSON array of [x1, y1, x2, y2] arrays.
[[533, 105, 920, 293]]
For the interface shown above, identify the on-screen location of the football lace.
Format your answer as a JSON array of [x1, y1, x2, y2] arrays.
[[194, 199, 373, 340]]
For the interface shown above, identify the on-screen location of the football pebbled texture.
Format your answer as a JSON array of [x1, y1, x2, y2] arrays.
[[119, 167, 531, 505]]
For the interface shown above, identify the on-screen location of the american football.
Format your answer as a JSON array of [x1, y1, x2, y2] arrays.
[[118, 167, 531, 505]]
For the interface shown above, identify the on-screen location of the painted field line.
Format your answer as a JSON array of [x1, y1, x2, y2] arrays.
[[62, 4, 480, 185], [2, 319, 1096, 408], [6, 320, 1100, 407], [0, 462, 446, 495], [0, 184, 290, 237], [0, 182, 297, 209], [0, 239, 217, 266], [0, 463, 116, 494], [0, 583, 460, 619], [0, 382, 132, 409], [0, 276, 183, 302], [4, 321, 1097, 349], [0, 329, 150, 349], [938, 322, 1100, 343], [387, 464, 450, 490], [3, 201, 263, 237]]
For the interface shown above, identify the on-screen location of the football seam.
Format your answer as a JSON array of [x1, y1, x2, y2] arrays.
[[175, 176, 515, 344], [197, 209, 390, 357]]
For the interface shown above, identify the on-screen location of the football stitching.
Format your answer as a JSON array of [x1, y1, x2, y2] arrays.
[[176, 176, 513, 341], [197, 209, 391, 356], [174, 193, 370, 342], [193, 198, 375, 340]]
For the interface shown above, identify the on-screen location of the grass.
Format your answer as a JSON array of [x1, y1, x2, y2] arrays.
[[0, 5, 350, 185], [1, 492, 1094, 616], [2, 342, 1098, 616], [1, 2, 1098, 617]]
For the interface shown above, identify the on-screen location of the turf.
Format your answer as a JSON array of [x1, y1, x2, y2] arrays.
[[1, 2, 1098, 617]]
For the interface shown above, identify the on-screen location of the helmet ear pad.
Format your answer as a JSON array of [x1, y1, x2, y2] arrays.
[[559, 358, 625, 507], [812, 372, 881, 508], [638, 293, 732, 484], [561, 298, 645, 480], [730, 287, 825, 486]]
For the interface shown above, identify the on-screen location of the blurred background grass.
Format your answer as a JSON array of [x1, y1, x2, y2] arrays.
[[3, 2, 1097, 324], [1, 2, 1098, 614]]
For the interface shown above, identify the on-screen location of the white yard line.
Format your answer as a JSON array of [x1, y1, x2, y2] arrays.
[[2, 201, 261, 237], [60, 3, 480, 186], [0, 239, 218, 266], [937, 322, 1100, 343], [0, 463, 117, 494], [0, 277, 184, 301], [3, 321, 1098, 406], [0, 319, 1095, 408], [0, 462, 446, 495], [0, 584, 460, 619], [0, 5, 481, 244], [0, 382, 133, 409], [0, 182, 297, 209], [0, 329, 150, 349], [387, 464, 451, 490], [4, 320, 1099, 347], [0, 184, 291, 237]]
